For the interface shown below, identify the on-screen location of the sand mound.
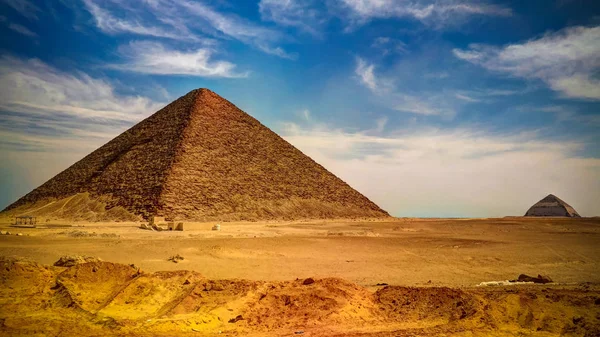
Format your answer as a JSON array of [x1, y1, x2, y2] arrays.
[[99, 270, 204, 320], [0, 260, 599, 336], [241, 278, 381, 330], [0, 256, 54, 299], [375, 286, 480, 324], [56, 262, 140, 312]]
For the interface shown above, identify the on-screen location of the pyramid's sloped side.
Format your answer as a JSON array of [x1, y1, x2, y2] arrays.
[[525, 203, 570, 217], [524, 195, 581, 217], [159, 90, 389, 220], [3, 91, 198, 218]]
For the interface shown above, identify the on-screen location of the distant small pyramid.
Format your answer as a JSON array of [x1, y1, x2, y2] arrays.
[[524, 194, 580, 217], [3, 89, 389, 220]]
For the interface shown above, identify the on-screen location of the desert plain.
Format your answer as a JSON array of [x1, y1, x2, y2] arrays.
[[1, 216, 599, 336]]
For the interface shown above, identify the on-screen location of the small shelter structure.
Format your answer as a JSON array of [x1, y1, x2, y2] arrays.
[[15, 216, 37, 226]]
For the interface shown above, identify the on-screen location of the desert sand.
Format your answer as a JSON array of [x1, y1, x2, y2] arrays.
[[1, 217, 599, 336]]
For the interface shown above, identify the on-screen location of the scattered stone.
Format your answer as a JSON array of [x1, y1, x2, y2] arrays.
[[175, 222, 184, 231], [511, 274, 553, 284], [212, 224, 221, 231], [99, 233, 120, 238], [65, 230, 97, 238], [228, 315, 243, 323], [16, 233, 23, 236], [376, 283, 388, 286], [302, 278, 315, 285], [53, 255, 103, 267], [168, 254, 185, 263], [0, 231, 6, 235], [6, 232, 11, 235], [183, 279, 191, 285], [295, 331, 305, 335]]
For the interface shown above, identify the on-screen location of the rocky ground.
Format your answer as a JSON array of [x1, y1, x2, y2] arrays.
[[0, 256, 598, 336], [0, 217, 599, 336]]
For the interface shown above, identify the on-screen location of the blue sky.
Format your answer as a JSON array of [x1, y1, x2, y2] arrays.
[[1, 0, 599, 217]]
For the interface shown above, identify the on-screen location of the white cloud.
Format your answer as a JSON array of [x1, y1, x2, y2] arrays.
[[354, 57, 450, 115], [280, 122, 600, 217], [8, 23, 36, 36], [298, 108, 311, 121], [337, 0, 512, 29], [455, 93, 481, 103], [453, 25, 600, 100], [113, 41, 248, 78], [81, 0, 188, 40], [259, 0, 324, 36], [2, 0, 40, 20], [371, 36, 408, 55], [82, 0, 294, 59], [355, 57, 378, 91], [374, 116, 387, 133], [0, 55, 168, 210], [549, 74, 600, 100], [0, 55, 164, 140], [526, 105, 600, 126], [258, 0, 512, 33], [393, 94, 448, 115]]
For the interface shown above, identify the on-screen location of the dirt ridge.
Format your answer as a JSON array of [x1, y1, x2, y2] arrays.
[[1, 258, 598, 336]]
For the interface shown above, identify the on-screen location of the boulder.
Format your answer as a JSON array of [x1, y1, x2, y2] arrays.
[[302, 278, 315, 285], [515, 274, 553, 284], [54, 255, 103, 267]]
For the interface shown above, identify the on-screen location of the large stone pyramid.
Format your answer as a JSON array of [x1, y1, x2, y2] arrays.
[[3, 89, 389, 220], [524, 194, 580, 217]]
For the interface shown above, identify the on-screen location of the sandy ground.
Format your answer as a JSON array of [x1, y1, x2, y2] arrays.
[[1, 217, 599, 287]]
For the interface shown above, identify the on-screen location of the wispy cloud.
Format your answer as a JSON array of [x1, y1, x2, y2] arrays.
[[112, 41, 248, 78], [280, 121, 600, 217], [521, 105, 600, 127], [2, 0, 40, 20], [81, 0, 295, 59], [455, 93, 481, 103], [336, 0, 512, 30], [0, 55, 164, 153], [258, 0, 512, 33], [371, 36, 408, 55], [453, 25, 600, 100], [259, 0, 325, 36], [354, 57, 452, 116], [0, 55, 167, 210], [7, 22, 37, 36], [355, 57, 379, 91], [81, 0, 188, 40]]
